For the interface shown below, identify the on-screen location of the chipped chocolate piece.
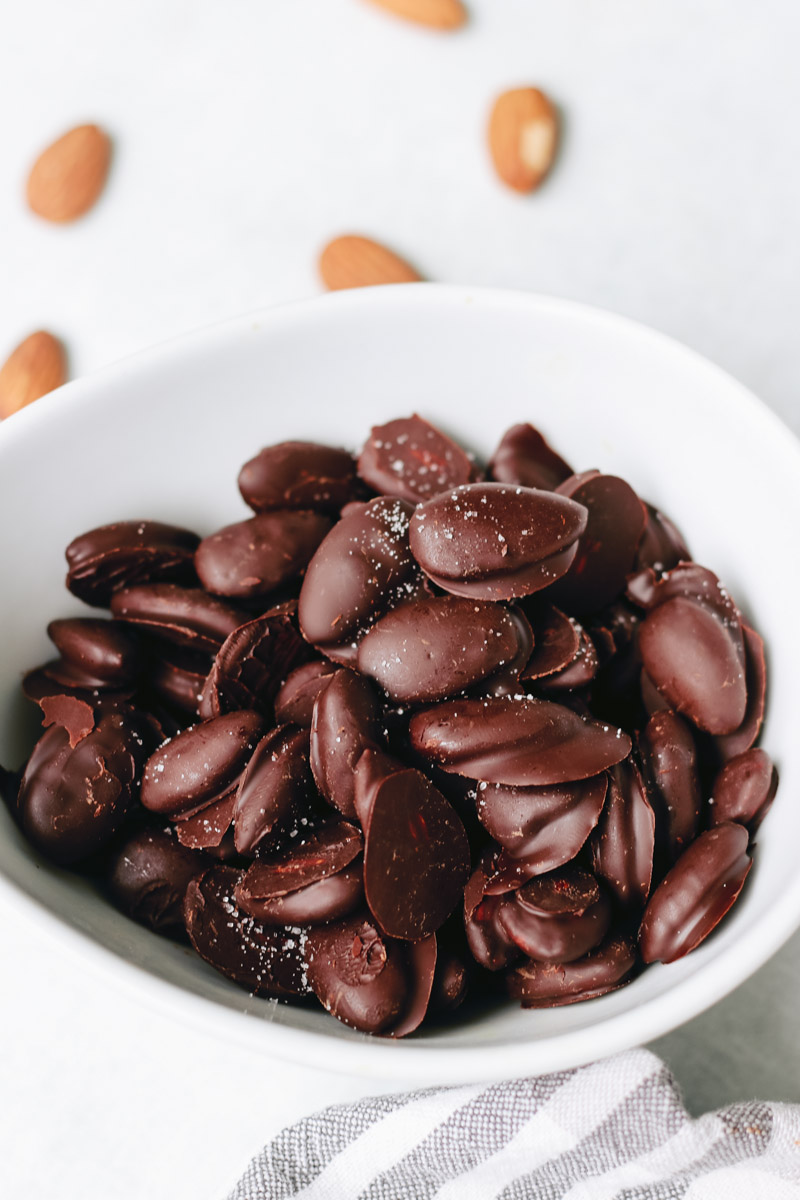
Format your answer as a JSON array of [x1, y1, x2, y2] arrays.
[[409, 483, 588, 601], [639, 710, 702, 861], [710, 748, 778, 832], [110, 584, 247, 654], [233, 726, 315, 855], [47, 618, 140, 687], [640, 823, 752, 964], [477, 776, 607, 873], [18, 707, 151, 864], [497, 867, 612, 963], [489, 422, 573, 492], [358, 596, 522, 704], [184, 865, 308, 996], [298, 496, 420, 661], [39, 693, 95, 747], [590, 758, 655, 907], [507, 933, 636, 1007], [239, 442, 358, 514], [274, 660, 338, 727], [358, 414, 479, 504], [549, 471, 647, 614], [141, 710, 264, 819], [715, 624, 767, 762], [304, 914, 408, 1034], [200, 604, 310, 719], [354, 748, 470, 940], [634, 503, 690, 573], [107, 826, 206, 932], [409, 696, 631, 786], [195, 510, 332, 599], [639, 597, 747, 735], [309, 669, 382, 818], [66, 520, 199, 606]]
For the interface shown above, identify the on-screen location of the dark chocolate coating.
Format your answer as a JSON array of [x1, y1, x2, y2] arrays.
[[520, 603, 580, 681], [358, 414, 478, 504], [195, 511, 332, 599], [639, 711, 702, 860], [357, 596, 521, 704], [590, 758, 655, 907], [184, 865, 308, 997], [507, 933, 636, 1007], [409, 483, 588, 601], [355, 749, 470, 940], [174, 792, 237, 849], [463, 863, 520, 970], [389, 935, 438, 1038], [110, 584, 247, 654], [634, 503, 690, 573], [233, 726, 314, 855], [200, 604, 310, 719], [538, 625, 599, 693], [639, 597, 747, 735], [298, 496, 419, 658], [238, 441, 357, 514], [66, 520, 199, 606], [477, 775, 607, 872], [47, 618, 140, 687], [489, 422, 573, 492], [409, 696, 631, 786], [236, 861, 363, 926], [715, 624, 767, 762], [147, 650, 209, 716], [304, 914, 408, 1033], [549, 471, 647, 614], [710, 748, 778, 832], [237, 821, 362, 899], [18, 708, 150, 864], [273, 660, 338, 727], [107, 827, 206, 931], [639, 823, 752, 964], [141, 710, 264, 818], [309, 669, 382, 817], [497, 868, 611, 963]]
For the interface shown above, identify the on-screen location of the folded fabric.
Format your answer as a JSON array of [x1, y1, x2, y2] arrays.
[[227, 1048, 800, 1199]]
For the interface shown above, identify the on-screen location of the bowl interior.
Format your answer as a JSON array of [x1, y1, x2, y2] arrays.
[[1, 285, 799, 1083]]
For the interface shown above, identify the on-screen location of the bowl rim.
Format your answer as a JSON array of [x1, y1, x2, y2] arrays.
[[2, 282, 799, 1085]]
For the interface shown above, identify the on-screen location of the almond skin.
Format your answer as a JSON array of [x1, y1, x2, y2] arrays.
[[26, 124, 112, 222], [363, 0, 466, 29], [0, 332, 67, 419], [319, 235, 422, 291], [488, 88, 558, 193]]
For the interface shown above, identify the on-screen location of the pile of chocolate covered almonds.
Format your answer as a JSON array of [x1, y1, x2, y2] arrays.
[[3, 415, 777, 1036]]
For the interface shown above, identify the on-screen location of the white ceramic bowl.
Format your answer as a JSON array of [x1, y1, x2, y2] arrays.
[[1, 285, 798, 1085]]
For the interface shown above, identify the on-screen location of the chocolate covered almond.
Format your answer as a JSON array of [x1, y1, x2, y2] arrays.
[[489, 422, 572, 492], [477, 775, 607, 872], [409, 696, 631, 785], [196, 510, 332, 599], [233, 726, 315, 855], [66, 520, 199, 606], [309, 669, 382, 817], [239, 441, 357, 514], [111, 584, 247, 654], [409, 483, 588, 600], [358, 414, 478, 504]]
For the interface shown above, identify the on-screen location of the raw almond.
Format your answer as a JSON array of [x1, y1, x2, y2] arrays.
[[26, 124, 112, 222], [319, 235, 422, 291], [0, 332, 67, 419], [363, 0, 466, 29], [488, 88, 558, 193]]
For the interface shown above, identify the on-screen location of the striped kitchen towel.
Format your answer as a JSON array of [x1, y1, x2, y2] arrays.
[[227, 1048, 800, 1199]]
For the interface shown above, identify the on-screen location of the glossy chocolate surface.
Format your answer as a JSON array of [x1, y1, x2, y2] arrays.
[[239, 441, 357, 514], [47, 618, 140, 687], [477, 775, 607, 872], [66, 520, 199, 606], [409, 696, 631, 785], [111, 584, 247, 654], [195, 510, 331, 599], [309, 669, 382, 817], [590, 758, 655, 907], [233, 726, 314, 854], [710, 748, 778, 832], [409, 483, 588, 601], [107, 826, 206, 931], [305, 914, 408, 1034], [358, 414, 478, 504], [507, 933, 636, 1007], [273, 660, 337, 727], [489, 422, 573, 492]]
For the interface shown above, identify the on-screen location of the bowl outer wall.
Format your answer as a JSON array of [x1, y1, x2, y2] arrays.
[[0, 284, 798, 1085]]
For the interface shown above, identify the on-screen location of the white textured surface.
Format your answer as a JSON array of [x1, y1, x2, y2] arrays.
[[1, 2, 799, 1198]]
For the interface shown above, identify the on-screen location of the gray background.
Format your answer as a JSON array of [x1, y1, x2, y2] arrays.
[[1, 2, 798, 1197]]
